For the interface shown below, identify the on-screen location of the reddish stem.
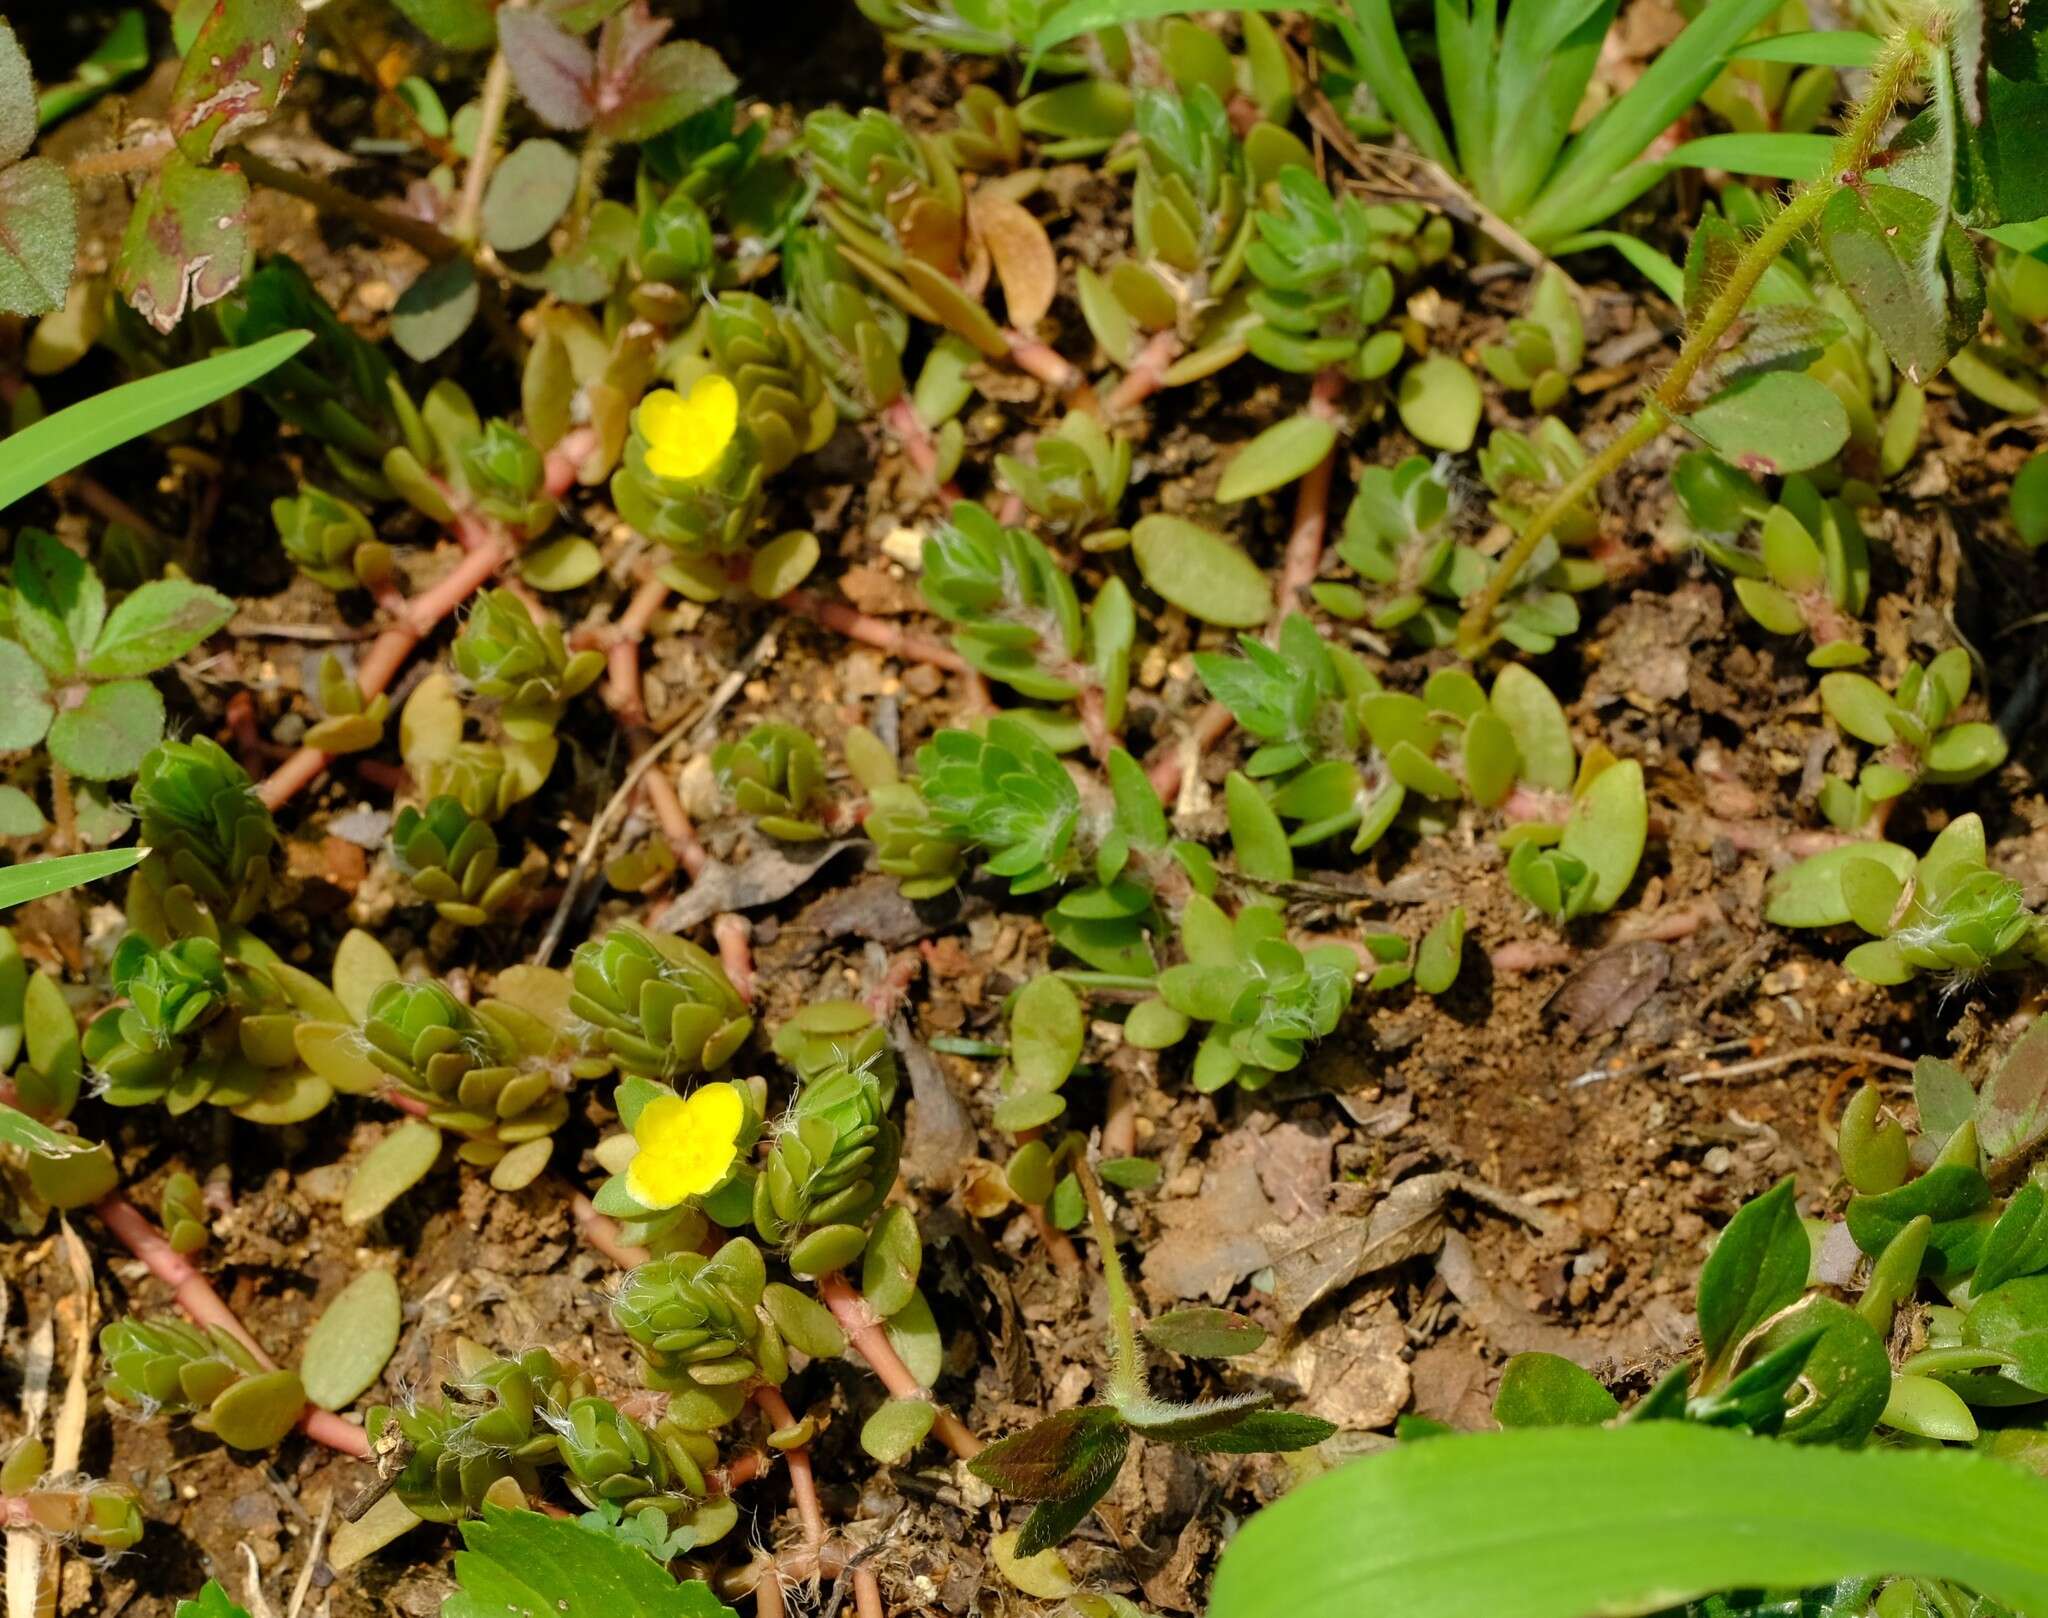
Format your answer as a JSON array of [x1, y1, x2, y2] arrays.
[[569, 1192, 650, 1268], [715, 914, 756, 1003], [881, 397, 964, 505], [93, 1195, 370, 1459], [606, 573, 672, 730], [1146, 701, 1236, 804], [1005, 332, 1095, 413], [750, 1384, 824, 1559], [644, 766, 709, 880], [1275, 370, 1348, 618], [1077, 683, 1115, 763], [776, 588, 969, 673], [864, 951, 923, 1023], [1105, 329, 1183, 417], [255, 432, 592, 811], [815, 1272, 982, 1459], [854, 1566, 886, 1618], [1103, 1063, 1138, 1161]]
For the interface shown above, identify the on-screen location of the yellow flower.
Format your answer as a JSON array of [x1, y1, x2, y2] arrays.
[[640, 375, 739, 482], [625, 1081, 746, 1209]]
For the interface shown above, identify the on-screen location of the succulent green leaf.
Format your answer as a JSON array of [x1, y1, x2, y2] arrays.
[[1130, 515, 1273, 627], [392, 259, 480, 362], [861, 1398, 937, 1464], [1217, 414, 1338, 503], [1395, 356, 1483, 453], [300, 1269, 403, 1411], [1011, 975, 1084, 1092], [343, 1120, 444, 1225]]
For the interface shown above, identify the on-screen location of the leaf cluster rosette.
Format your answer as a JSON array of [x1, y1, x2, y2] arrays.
[[1477, 266, 1585, 409], [610, 1237, 780, 1395], [568, 924, 754, 1082], [1315, 456, 1583, 654], [1141, 896, 1357, 1093], [611, 376, 775, 600], [1675, 463, 1871, 667], [920, 501, 1133, 728], [1815, 648, 2008, 831], [298, 951, 597, 1191], [451, 588, 605, 741], [700, 291, 836, 476], [785, 226, 908, 420], [389, 797, 520, 926], [366, 1340, 737, 1541], [1244, 167, 1449, 381], [100, 1317, 307, 1452], [126, 737, 281, 941], [844, 726, 967, 901], [1765, 814, 2048, 989], [270, 484, 386, 592], [400, 672, 558, 823], [713, 723, 830, 840], [84, 931, 346, 1124], [993, 413, 1131, 544], [916, 719, 1208, 973]]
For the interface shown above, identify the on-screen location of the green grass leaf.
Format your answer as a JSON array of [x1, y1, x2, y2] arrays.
[[1662, 130, 1835, 181], [1209, 1423, 2048, 1618], [448, 1506, 736, 1618], [0, 329, 311, 512], [0, 845, 146, 909], [1030, 0, 1334, 55], [1732, 29, 1880, 67]]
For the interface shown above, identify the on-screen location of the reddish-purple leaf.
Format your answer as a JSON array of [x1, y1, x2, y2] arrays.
[[499, 9, 595, 131], [966, 1408, 1128, 1501], [0, 157, 78, 317], [1982, 1017, 2048, 1168], [116, 153, 251, 333], [169, 0, 305, 164], [591, 2, 735, 144]]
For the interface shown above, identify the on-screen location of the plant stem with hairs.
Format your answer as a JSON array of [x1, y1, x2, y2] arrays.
[[1455, 27, 1933, 657], [1072, 1154, 1143, 1407]]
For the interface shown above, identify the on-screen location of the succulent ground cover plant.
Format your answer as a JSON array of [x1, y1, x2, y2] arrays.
[[1, 1, 2047, 1616]]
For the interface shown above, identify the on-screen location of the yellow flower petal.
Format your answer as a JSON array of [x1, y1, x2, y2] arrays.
[[642, 374, 740, 482], [624, 1081, 745, 1210]]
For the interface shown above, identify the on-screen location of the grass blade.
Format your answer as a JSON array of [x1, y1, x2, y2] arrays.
[[1553, 229, 1684, 302], [0, 330, 312, 513], [0, 846, 148, 908], [1209, 1424, 2048, 1618], [1661, 131, 1836, 180], [1733, 29, 1880, 67], [1521, 0, 1786, 244], [1031, 0, 1335, 53], [1316, 0, 1452, 168]]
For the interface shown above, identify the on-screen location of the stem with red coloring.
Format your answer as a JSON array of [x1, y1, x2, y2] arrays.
[[815, 1272, 982, 1459], [1275, 368, 1348, 617], [715, 913, 756, 1003], [776, 588, 969, 673], [750, 1383, 824, 1560], [881, 397, 963, 504], [93, 1194, 371, 1460], [1105, 328, 1183, 417]]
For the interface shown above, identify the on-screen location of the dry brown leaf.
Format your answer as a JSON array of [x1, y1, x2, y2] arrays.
[[971, 192, 1058, 330], [1260, 1171, 1560, 1324]]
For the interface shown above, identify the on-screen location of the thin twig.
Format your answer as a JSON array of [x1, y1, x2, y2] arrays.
[[1675, 1044, 1918, 1086], [532, 629, 777, 967], [229, 146, 465, 264], [453, 50, 513, 244]]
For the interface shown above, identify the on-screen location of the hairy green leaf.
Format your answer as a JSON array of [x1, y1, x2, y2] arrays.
[[0, 156, 77, 317], [86, 579, 234, 677], [169, 0, 303, 163]]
